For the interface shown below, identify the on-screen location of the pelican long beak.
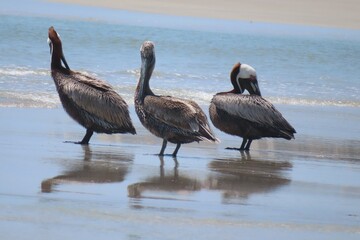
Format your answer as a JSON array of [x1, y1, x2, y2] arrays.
[[250, 81, 261, 96], [47, 38, 52, 55], [245, 77, 262, 96], [141, 52, 155, 79], [138, 53, 155, 101], [61, 55, 70, 70]]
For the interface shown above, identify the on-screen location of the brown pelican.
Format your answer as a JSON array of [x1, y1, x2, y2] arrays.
[[135, 41, 218, 156], [47, 26, 136, 144], [209, 62, 296, 151]]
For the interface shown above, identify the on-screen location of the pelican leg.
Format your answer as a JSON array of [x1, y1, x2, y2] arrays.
[[239, 138, 248, 150], [77, 129, 93, 145], [159, 139, 168, 156], [225, 138, 247, 151], [244, 139, 252, 151], [172, 143, 181, 157]]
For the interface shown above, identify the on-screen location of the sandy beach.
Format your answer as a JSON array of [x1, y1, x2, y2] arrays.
[[49, 0, 360, 29], [1, 105, 360, 239]]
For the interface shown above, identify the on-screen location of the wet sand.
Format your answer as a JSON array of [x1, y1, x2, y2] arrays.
[[48, 0, 360, 29], [0, 106, 359, 239]]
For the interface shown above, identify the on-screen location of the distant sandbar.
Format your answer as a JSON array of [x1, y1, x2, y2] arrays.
[[48, 0, 360, 29]]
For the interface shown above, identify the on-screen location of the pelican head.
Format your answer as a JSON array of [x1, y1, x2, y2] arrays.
[[140, 41, 155, 62], [139, 41, 156, 81], [230, 62, 261, 96], [48, 26, 70, 70]]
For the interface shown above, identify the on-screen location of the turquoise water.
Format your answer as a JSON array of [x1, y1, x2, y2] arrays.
[[1, 1, 360, 108]]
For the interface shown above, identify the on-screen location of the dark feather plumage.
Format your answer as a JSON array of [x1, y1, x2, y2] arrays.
[[210, 94, 295, 141], [48, 26, 135, 144], [209, 62, 296, 151], [135, 41, 217, 156]]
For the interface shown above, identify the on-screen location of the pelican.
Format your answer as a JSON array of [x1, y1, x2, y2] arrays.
[[47, 26, 136, 144], [209, 62, 296, 151], [135, 41, 218, 156]]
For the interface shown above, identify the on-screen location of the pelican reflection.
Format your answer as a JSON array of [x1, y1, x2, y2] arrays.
[[207, 152, 292, 203], [42, 145, 133, 193], [128, 156, 201, 199]]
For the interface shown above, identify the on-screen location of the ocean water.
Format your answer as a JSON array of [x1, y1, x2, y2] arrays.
[[1, 2, 360, 108], [1, 3, 360, 239]]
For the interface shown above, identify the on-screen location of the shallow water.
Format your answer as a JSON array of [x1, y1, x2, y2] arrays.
[[0, 107, 360, 239]]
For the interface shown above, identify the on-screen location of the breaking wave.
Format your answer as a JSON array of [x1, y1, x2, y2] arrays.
[[1, 87, 359, 109], [0, 91, 59, 108], [0, 66, 358, 108], [0, 67, 49, 77]]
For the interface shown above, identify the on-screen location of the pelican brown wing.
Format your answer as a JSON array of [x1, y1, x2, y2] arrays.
[[54, 71, 135, 132], [144, 95, 200, 132], [212, 93, 296, 137], [182, 98, 219, 142], [143, 95, 217, 142]]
